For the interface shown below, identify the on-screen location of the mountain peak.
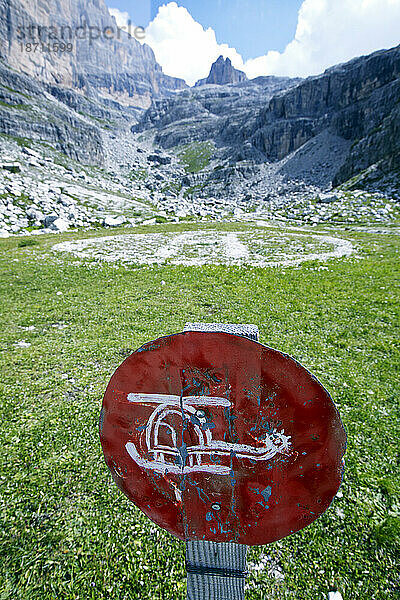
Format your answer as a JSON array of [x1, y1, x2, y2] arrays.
[[195, 56, 248, 87]]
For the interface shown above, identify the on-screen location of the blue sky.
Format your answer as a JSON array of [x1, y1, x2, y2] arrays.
[[108, 1, 303, 60], [107, 1, 400, 85], [155, 1, 303, 60]]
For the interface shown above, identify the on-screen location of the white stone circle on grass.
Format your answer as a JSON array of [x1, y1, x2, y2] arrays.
[[53, 228, 354, 268]]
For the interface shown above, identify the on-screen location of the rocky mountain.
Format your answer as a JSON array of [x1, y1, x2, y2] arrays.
[[134, 75, 302, 152], [135, 44, 400, 191], [195, 56, 247, 86], [0, 61, 105, 165], [0, 0, 187, 109], [0, 0, 189, 166], [242, 45, 400, 185], [0, 0, 398, 238]]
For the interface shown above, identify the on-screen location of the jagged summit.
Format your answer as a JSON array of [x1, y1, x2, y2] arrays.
[[195, 55, 248, 87]]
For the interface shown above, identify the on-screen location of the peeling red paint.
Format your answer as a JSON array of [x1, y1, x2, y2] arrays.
[[100, 332, 346, 546]]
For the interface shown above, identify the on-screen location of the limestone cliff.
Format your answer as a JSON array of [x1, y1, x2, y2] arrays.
[[237, 45, 400, 187], [0, 61, 104, 165], [136, 45, 400, 186], [0, 0, 187, 109], [134, 76, 301, 150]]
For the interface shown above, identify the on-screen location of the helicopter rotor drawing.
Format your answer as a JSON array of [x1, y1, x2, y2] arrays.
[[125, 393, 292, 475]]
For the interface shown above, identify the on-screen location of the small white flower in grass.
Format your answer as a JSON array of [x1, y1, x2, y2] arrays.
[[271, 567, 284, 581], [328, 592, 343, 600], [161, 280, 166, 286], [336, 490, 343, 498], [56, 291, 63, 296], [15, 341, 31, 348]]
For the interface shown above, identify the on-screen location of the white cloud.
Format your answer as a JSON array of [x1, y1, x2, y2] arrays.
[[144, 2, 245, 85], [244, 0, 400, 78], [108, 8, 132, 30], [143, 0, 400, 85]]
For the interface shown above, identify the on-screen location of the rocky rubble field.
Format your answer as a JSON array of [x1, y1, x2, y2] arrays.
[[0, 133, 179, 237], [0, 130, 399, 239]]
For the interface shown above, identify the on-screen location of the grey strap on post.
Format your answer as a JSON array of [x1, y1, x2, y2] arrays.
[[185, 540, 248, 600], [183, 322, 260, 600]]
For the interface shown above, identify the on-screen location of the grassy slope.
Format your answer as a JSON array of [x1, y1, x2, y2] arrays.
[[177, 142, 214, 173], [0, 224, 399, 600]]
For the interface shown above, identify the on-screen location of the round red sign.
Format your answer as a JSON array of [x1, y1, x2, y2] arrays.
[[100, 332, 346, 546]]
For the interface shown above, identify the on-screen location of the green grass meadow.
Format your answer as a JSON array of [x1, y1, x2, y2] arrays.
[[0, 223, 399, 599]]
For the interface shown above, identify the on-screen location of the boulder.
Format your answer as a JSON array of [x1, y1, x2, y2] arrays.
[[148, 154, 172, 165], [318, 193, 337, 203], [50, 218, 69, 232], [103, 215, 126, 227], [26, 207, 44, 222], [43, 214, 59, 227], [1, 162, 21, 173]]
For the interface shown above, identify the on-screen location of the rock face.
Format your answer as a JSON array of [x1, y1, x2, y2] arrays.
[[0, 0, 187, 109], [136, 45, 400, 187], [134, 76, 302, 151], [243, 45, 400, 184], [0, 61, 104, 165], [333, 93, 400, 186], [195, 56, 247, 86], [0, 0, 188, 165]]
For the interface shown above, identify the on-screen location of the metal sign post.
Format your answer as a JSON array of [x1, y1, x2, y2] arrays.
[[184, 323, 257, 600], [100, 323, 346, 599], [186, 540, 247, 600]]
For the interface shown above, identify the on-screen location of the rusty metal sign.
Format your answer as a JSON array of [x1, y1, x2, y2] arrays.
[[100, 332, 346, 546]]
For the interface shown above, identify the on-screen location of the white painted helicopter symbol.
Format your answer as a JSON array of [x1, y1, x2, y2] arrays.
[[125, 393, 292, 475]]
